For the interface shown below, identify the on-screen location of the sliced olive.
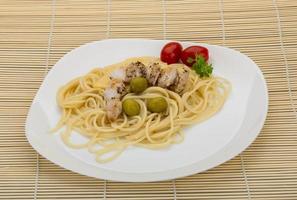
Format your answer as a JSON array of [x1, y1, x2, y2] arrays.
[[122, 99, 140, 116], [147, 97, 167, 113]]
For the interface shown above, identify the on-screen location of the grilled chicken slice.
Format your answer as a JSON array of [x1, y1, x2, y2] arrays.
[[105, 99, 122, 121], [170, 67, 189, 94], [125, 61, 146, 82], [157, 67, 178, 88], [110, 68, 126, 81], [103, 79, 126, 100], [145, 62, 161, 85], [103, 79, 126, 121]]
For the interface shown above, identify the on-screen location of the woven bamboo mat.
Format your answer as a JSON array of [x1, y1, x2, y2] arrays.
[[1, 0, 297, 199]]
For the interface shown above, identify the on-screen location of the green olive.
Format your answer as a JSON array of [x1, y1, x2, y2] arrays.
[[147, 97, 168, 113], [130, 77, 148, 93], [122, 99, 140, 116]]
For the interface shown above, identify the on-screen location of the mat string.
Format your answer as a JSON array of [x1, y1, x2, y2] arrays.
[[240, 154, 252, 200], [103, 180, 107, 200], [34, 0, 56, 199], [43, 0, 56, 78], [273, 0, 297, 121], [162, 0, 167, 40], [33, 154, 39, 200], [219, 0, 225, 46], [172, 179, 177, 200], [106, 0, 111, 39]]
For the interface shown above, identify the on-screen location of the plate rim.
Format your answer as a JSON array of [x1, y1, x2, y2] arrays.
[[25, 39, 269, 182]]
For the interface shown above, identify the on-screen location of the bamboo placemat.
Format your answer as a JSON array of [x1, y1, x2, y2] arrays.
[[1, 0, 297, 199]]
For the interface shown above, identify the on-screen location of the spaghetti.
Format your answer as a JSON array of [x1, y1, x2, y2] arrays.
[[53, 57, 231, 163]]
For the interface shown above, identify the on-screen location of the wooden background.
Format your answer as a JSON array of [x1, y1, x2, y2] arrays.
[[0, 0, 297, 199]]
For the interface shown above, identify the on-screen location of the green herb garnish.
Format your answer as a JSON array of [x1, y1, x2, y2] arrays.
[[187, 55, 213, 77]]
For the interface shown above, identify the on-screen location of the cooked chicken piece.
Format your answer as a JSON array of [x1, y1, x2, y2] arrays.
[[145, 63, 161, 85], [103, 79, 127, 121], [103, 87, 119, 100], [170, 68, 189, 94], [103, 79, 126, 101], [105, 99, 122, 121], [110, 68, 126, 81], [157, 67, 178, 88], [110, 79, 127, 96], [125, 61, 146, 82]]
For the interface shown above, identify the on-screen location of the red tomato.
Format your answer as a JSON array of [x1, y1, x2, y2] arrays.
[[181, 46, 209, 67], [160, 42, 183, 64]]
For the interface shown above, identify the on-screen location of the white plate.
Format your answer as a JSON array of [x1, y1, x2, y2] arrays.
[[25, 39, 268, 182]]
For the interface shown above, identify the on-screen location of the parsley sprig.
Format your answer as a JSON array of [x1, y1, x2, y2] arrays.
[[187, 55, 213, 78]]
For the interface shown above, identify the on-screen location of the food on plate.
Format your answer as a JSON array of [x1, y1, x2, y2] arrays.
[[130, 77, 148, 93], [181, 45, 209, 66], [147, 97, 168, 113], [160, 42, 183, 64], [122, 99, 140, 116], [53, 42, 231, 163], [188, 55, 213, 77]]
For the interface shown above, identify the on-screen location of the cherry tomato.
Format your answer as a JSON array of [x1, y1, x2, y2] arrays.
[[160, 42, 183, 64], [181, 46, 209, 67]]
